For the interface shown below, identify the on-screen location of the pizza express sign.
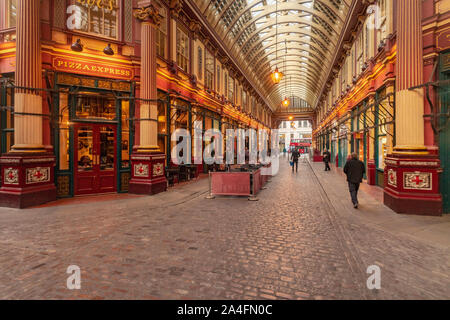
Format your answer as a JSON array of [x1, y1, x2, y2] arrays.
[[52, 57, 133, 80]]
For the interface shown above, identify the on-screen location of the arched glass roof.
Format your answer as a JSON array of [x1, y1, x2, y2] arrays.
[[196, 0, 350, 110]]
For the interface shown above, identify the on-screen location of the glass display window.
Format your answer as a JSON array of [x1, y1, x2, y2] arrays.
[[121, 100, 130, 168], [156, 2, 167, 58], [205, 50, 214, 90], [176, 27, 190, 73], [1, 78, 15, 154], [59, 92, 70, 171], [72, 0, 119, 39], [7, 0, 17, 28], [75, 92, 117, 120]]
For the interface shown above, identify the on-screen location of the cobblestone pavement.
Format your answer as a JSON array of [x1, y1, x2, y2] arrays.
[[0, 159, 448, 300]]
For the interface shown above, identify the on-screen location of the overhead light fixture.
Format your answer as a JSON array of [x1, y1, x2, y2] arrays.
[[71, 39, 83, 52], [281, 46, 290, 108], [271, 0, 283, 85], [271, 67, 283, 84], [103, 43, 115, 56], [288, 116, 294, 120]]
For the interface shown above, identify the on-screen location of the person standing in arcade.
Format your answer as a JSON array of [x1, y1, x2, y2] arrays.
[[291, 148, 300, 173], [323, 149, 331, 171], [344, 152, 366, 209]]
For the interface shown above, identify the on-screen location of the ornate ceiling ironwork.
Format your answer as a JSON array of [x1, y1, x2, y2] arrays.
[[196, 0, 350, 110]]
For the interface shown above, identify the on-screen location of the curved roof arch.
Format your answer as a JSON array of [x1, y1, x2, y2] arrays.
[[243, 34, 332, 67], [199, 0, 350, 111], [222, 2, 341, 43], [215, 0, 345, 33], [250, 48, 327, 79], [229, 15, 337, 52]]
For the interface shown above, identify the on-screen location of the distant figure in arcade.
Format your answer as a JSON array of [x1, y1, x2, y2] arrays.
[[283, 147, 287, 157], [344, 152, 366, 209], [323, 149, 331, 171], [291, 148, 300, 173]]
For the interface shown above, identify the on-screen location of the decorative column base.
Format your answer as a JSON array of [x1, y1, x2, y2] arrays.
[[128, 151, 167, 195], [0, 153, 57, 208], [384, 154, 442, 216], [367, 160, 376, 185]]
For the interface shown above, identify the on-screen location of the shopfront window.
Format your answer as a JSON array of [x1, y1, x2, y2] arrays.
[[224, 73, 228, 97], [156, 4, 167, 58], [74, 0, 119, 39], [216, 66, 221, 92], [59, 92, 70, 170], [375, 88, 390, 171], [205, 50, 214, 90], [242, 91, 247, 111], [191, 107, 203, 163], [0, 78, 14, 154], [228, 77, 234, 103], [176, 27, 190, 73], [378, 136, 387, 170], [99, 126, 115, 171], [121, 100, 130, 168], [77, 126, 94, 172], [7, 0, 17, 28], [170, 99, 189, 159], [157, 91, 167, 159], [197, 47, 203, 80], [75, 92, 116, 120]]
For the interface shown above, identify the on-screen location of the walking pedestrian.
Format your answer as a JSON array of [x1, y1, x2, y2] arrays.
[[343, 152, 366, 209], [323, 149, 331, 171], [291, 148, 300, 173]]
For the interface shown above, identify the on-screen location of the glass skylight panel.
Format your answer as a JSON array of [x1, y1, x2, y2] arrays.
[[205, 0, 350, 109]]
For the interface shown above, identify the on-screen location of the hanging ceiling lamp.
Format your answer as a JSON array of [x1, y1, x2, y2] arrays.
[[271, 0, 283, 84], [271, 67, 283, 84], [281, 42, 290, 107]]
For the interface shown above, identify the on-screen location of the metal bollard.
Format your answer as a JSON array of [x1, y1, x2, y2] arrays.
[[248, 171, 259, 201], [205, 171, 215, 199]]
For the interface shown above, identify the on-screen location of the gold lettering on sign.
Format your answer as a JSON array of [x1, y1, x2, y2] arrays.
[[52, 57, 133, 80]]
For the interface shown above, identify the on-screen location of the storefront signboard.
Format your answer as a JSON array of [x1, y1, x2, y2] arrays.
[[437, 27, 450, 52], [52, 56, 134, 80]]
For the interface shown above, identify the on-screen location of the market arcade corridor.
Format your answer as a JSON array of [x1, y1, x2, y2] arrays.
[[0, 159, 448, 300]]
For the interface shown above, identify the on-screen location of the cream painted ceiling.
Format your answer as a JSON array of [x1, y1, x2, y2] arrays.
[[195, 0, 351, 111]]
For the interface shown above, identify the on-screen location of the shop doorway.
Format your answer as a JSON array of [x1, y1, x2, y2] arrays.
[[54, 73, 134, 198], [74, 123, 117, 195]]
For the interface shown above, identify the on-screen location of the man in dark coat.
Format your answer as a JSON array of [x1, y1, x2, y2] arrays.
[[323, 149, 331, 171], [343, 152, 366, 209], [291, 148, 300, 173]]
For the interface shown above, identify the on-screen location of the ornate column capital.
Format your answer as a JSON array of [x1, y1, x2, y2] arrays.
[[170, 0, 183, 19], [134, 3, 162, 26], [189, 21, 202, 40]]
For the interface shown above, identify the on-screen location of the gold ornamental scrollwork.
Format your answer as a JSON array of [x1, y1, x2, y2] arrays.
[[170, 0, 183, 19], [134, 5, 162, 26]]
